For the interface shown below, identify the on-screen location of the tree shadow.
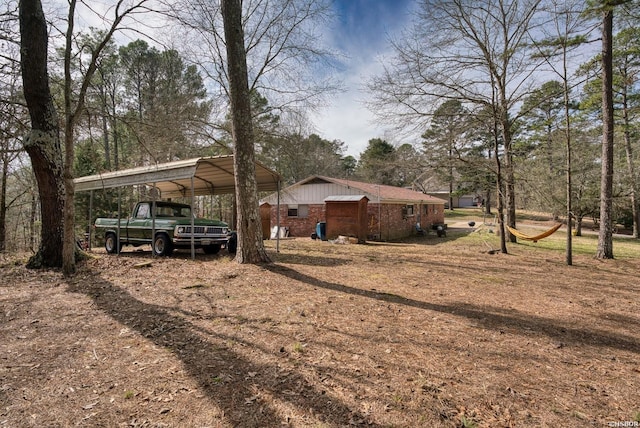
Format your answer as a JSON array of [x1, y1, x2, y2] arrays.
[[376, 227, 476, 246], [98, 248, 234, 260], [67, 274, 376, 427], [600, 312, 640, 329], [271, 252, 351, 266], [264, 264, 640, 354]]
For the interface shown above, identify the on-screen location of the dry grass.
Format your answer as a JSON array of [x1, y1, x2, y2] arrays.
[[1, 225, 639, 427]]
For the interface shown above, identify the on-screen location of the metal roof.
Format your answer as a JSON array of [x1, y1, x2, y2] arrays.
[[74, 155, 281, 198], [262, 175, 446, 205], [324, 195, 369, 202]]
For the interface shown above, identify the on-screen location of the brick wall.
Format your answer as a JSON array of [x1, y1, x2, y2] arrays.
[[366, 203, 445, 240], [266, 202, 445, 240], [268, 204, 325, 238], [422, 203, 445, 228], [366, 204, 412, 240]]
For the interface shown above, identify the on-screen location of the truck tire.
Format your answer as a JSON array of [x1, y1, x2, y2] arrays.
[[153, 234, 173, 256], [105, 232, 121, 254], [227, 232, 237, 254]]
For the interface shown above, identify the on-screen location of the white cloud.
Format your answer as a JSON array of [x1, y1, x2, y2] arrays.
[[311, 59, 388, 158], [311, 0, 416, 158]]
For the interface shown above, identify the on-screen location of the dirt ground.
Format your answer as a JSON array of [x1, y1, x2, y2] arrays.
[[1, 225, 639, 427]]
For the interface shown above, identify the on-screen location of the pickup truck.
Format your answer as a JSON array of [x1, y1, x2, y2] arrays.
[[94, 201, 236, 256]]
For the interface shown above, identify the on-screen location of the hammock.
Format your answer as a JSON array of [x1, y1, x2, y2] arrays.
[[505, 223, 562, 243]]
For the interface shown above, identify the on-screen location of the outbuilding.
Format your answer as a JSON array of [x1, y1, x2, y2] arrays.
[[324, 195, 369, 243], [260, 176, 446, 241]]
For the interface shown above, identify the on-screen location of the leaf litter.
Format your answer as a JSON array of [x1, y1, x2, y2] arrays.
[[1, 235, 639, 427]]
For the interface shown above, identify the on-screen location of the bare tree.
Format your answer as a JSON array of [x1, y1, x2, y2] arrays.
[[19, 0, 65, 268], [220, 0, 269, 263], [596, 2, 616, 259], [575, 2, 639, 242], [422, 100, 471, 211], [0, 61, 27, 253], [171, 0, 337, 119], [169, 0, 338, 263], [529, 0, 594, 265], [612, 19, 640, 239], [19, 0, 152, 273], [1, 6, 28, 253], [64, 1, 155, 274], [369, 0, 544, 251]]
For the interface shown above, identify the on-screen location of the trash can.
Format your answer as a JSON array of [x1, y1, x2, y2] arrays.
[[316, 222, 327, 241], [432, 223, 447, 237]]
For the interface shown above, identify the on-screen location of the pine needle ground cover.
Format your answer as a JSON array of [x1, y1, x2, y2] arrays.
[[1, 228, 639, 427]]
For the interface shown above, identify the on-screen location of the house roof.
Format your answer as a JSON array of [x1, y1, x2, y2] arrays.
[[324, 195, 369, 202], [74, 155, 281, 198], [264, 175, 445, 205]]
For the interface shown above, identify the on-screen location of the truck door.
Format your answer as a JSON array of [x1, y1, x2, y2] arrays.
[[128, 202, 151, 243]]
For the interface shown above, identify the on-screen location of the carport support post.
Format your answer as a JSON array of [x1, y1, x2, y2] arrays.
[[88, 190, 93, 250], [117, 187, 121, 255], [191, 176, 195, 260], [151, 183, 156, 258], [276, 180, 280, 253], [377, 185, 381, 240]]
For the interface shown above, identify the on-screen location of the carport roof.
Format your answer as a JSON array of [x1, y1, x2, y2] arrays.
[[74, 155, 281, 198]]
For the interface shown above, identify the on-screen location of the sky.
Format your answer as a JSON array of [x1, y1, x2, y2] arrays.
[[61, 0, 416, 159], [312, 0, 416, 158]]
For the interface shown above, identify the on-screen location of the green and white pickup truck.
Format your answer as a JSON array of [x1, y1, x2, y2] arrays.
[[94, 201, 236, 256]]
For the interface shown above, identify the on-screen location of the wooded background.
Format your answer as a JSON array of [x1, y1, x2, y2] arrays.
[[1, 0, 638, 263]]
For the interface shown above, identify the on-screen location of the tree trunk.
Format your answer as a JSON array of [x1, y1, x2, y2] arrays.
[[501, 110, 517, 243], [448, 146, 454, 210], [102, 97, 111, 170], [0, 152, 7, 252], [484, 189, 491, 215], [29, 191, 37, 252], [19, 0, 65, 268], [111, 88, 119, 170], [60, 0, 75, 275], [596, 7, 614, 259], [221, 0, 270, 264], [564, 78, 573, 266], [62, 126, 77, 275], [113, 115, 119, 170], [621, 82, 639, 239], [62, 0, 78, 276], [493, 123, 507, 254]]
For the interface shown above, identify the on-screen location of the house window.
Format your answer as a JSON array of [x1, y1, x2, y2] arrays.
[[404, 204, 415, 216], [287, 204, 309, 218]]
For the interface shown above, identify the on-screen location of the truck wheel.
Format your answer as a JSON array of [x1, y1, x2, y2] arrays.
[[153, 234, 173, 256], [203, 244, 221, 255], [105, 233, 121, 254], [227, 232, 237, 254]]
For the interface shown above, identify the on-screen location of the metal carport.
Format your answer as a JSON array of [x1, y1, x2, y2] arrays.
[[74, 155, 282, 258]]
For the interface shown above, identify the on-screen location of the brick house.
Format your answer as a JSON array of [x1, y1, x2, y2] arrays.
[[260, 176, 446, 241]]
